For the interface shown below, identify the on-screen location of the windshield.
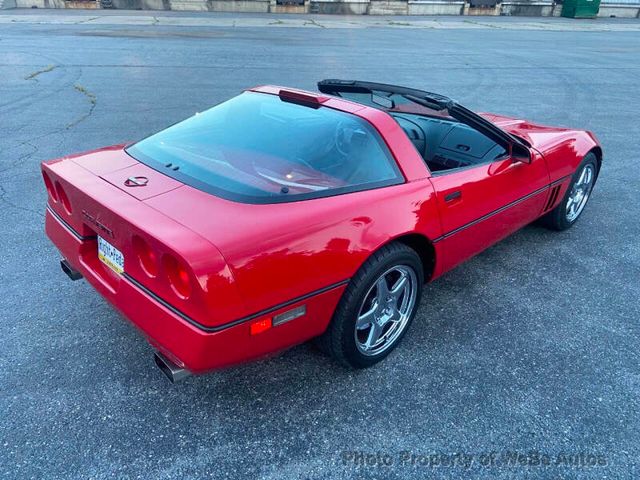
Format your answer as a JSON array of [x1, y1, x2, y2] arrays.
[[126, 92, 402, 203]]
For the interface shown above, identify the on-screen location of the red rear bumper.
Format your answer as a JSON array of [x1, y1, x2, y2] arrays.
[[45, 207, 346, 374]]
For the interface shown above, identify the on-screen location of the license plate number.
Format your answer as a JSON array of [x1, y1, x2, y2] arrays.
[[98, 236, 124, 275]]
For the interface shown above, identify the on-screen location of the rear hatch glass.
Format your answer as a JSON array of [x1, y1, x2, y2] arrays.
[[126, 91, 402, 204]]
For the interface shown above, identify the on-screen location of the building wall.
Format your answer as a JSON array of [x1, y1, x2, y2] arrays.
[[11, 0, 640, 16]]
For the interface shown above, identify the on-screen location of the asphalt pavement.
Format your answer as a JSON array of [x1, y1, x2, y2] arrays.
[[1, 10, 639, 479]]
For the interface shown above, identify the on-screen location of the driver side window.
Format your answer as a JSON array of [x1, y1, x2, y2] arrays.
[[393, 114, 507, 174]]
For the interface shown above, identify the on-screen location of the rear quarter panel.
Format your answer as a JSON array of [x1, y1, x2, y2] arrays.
[[145, 179, 442, 316]]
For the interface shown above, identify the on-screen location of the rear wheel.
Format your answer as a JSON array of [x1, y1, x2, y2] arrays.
[[540, 153, 598, 231], [317, 242, 423, 368]]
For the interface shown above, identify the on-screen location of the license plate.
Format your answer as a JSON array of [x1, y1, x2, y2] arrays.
[[98, 236, 124, 275]]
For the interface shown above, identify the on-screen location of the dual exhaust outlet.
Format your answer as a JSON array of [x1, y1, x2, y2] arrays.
[[60, 259, 191, 383], [153, 351, 191, 383]]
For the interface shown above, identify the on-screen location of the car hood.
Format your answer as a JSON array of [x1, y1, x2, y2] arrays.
[[479, 112, 581, 153]]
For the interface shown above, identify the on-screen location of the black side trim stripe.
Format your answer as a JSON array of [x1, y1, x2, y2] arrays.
[[549, 175, 570, 188], [47, 206, 96, 241], [432, 175, 571, 243], [123, 273, 350, 333]]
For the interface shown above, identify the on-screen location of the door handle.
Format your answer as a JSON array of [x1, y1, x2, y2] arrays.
[[444, 190, 462, 202]]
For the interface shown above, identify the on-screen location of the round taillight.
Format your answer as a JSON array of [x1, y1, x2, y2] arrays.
[[132, 235, 158, 278], [42, 171, 58, 202], [55, 181, 72, 214], [163, 254, 191, 299]]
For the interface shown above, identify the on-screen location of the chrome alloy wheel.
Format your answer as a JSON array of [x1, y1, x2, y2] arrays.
[[566, 164, 595, 222], [354, 265, 418, 357]]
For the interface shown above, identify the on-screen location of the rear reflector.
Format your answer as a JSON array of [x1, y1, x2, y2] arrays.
[[250, 318, 272, 335]]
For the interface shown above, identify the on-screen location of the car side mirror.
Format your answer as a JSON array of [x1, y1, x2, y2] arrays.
[[511, 142, 532, 164]]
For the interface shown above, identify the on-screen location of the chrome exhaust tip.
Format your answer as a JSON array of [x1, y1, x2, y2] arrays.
[[154, 351, 191, 383], [60, 259, 83, 281]]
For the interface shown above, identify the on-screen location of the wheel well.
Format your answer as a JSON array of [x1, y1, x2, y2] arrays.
[[394, 233, 436, 282], [588, 146, 603, 176]]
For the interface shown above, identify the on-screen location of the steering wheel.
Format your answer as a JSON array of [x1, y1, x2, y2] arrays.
[[334, 121, 354, 157], [294, 156, 315, 170]]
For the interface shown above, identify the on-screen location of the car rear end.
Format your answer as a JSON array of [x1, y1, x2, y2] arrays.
[[41, 147, 343, 379]]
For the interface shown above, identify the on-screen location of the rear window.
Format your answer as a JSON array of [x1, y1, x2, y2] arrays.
[[126, 92, 402, 203]]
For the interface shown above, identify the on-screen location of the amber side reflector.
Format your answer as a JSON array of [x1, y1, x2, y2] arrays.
[[250, 318, 272, 336]]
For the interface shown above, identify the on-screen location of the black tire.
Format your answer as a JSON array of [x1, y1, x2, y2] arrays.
[[316, 242, 423, 368], [539, 152, 598, 231]]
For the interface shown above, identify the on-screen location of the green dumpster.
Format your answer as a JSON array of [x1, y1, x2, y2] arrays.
[[561, 0, 601, 18]]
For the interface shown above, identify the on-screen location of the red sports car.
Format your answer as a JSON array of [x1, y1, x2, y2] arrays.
[[42, 80, 602, 382]]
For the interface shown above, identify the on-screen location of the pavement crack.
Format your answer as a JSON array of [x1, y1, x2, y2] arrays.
[[74, 16, 100, 25], [0, 182, 44, 218], [303, 19, 325, 28], [24, 64, 57, 81], [0, 140, 39, 176], [66, 84, 96, 129], [462, 19, 504, 29]]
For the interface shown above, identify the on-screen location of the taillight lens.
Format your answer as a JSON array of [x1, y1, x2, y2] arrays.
[[55, 181, 72, 214], [163, 254, 191, 299], [132, 235, 158, 278], [42, 171, 58, 202]]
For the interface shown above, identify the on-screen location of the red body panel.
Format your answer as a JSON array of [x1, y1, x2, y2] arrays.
[[42, 86, 602, 374], [429, 150, 549, 272], [480, 112, 600, 182], [146, 178, 441, 315]]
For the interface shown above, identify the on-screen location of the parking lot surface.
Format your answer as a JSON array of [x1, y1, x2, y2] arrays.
[[1, 10, 639, 479]]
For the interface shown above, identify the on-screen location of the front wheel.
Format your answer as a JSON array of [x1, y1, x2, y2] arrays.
[[540, 153, 598, 231], [316, 242, 423, 368]]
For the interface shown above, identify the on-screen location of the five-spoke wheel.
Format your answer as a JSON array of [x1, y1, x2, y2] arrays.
[[354, 266, 418, 356], [316, 242, 423, 368], [565, 163, 595, 223], [540, 152, 599, 231]]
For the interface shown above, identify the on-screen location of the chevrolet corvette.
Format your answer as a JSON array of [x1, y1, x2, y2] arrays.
[[42, 80, 602, 382]]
